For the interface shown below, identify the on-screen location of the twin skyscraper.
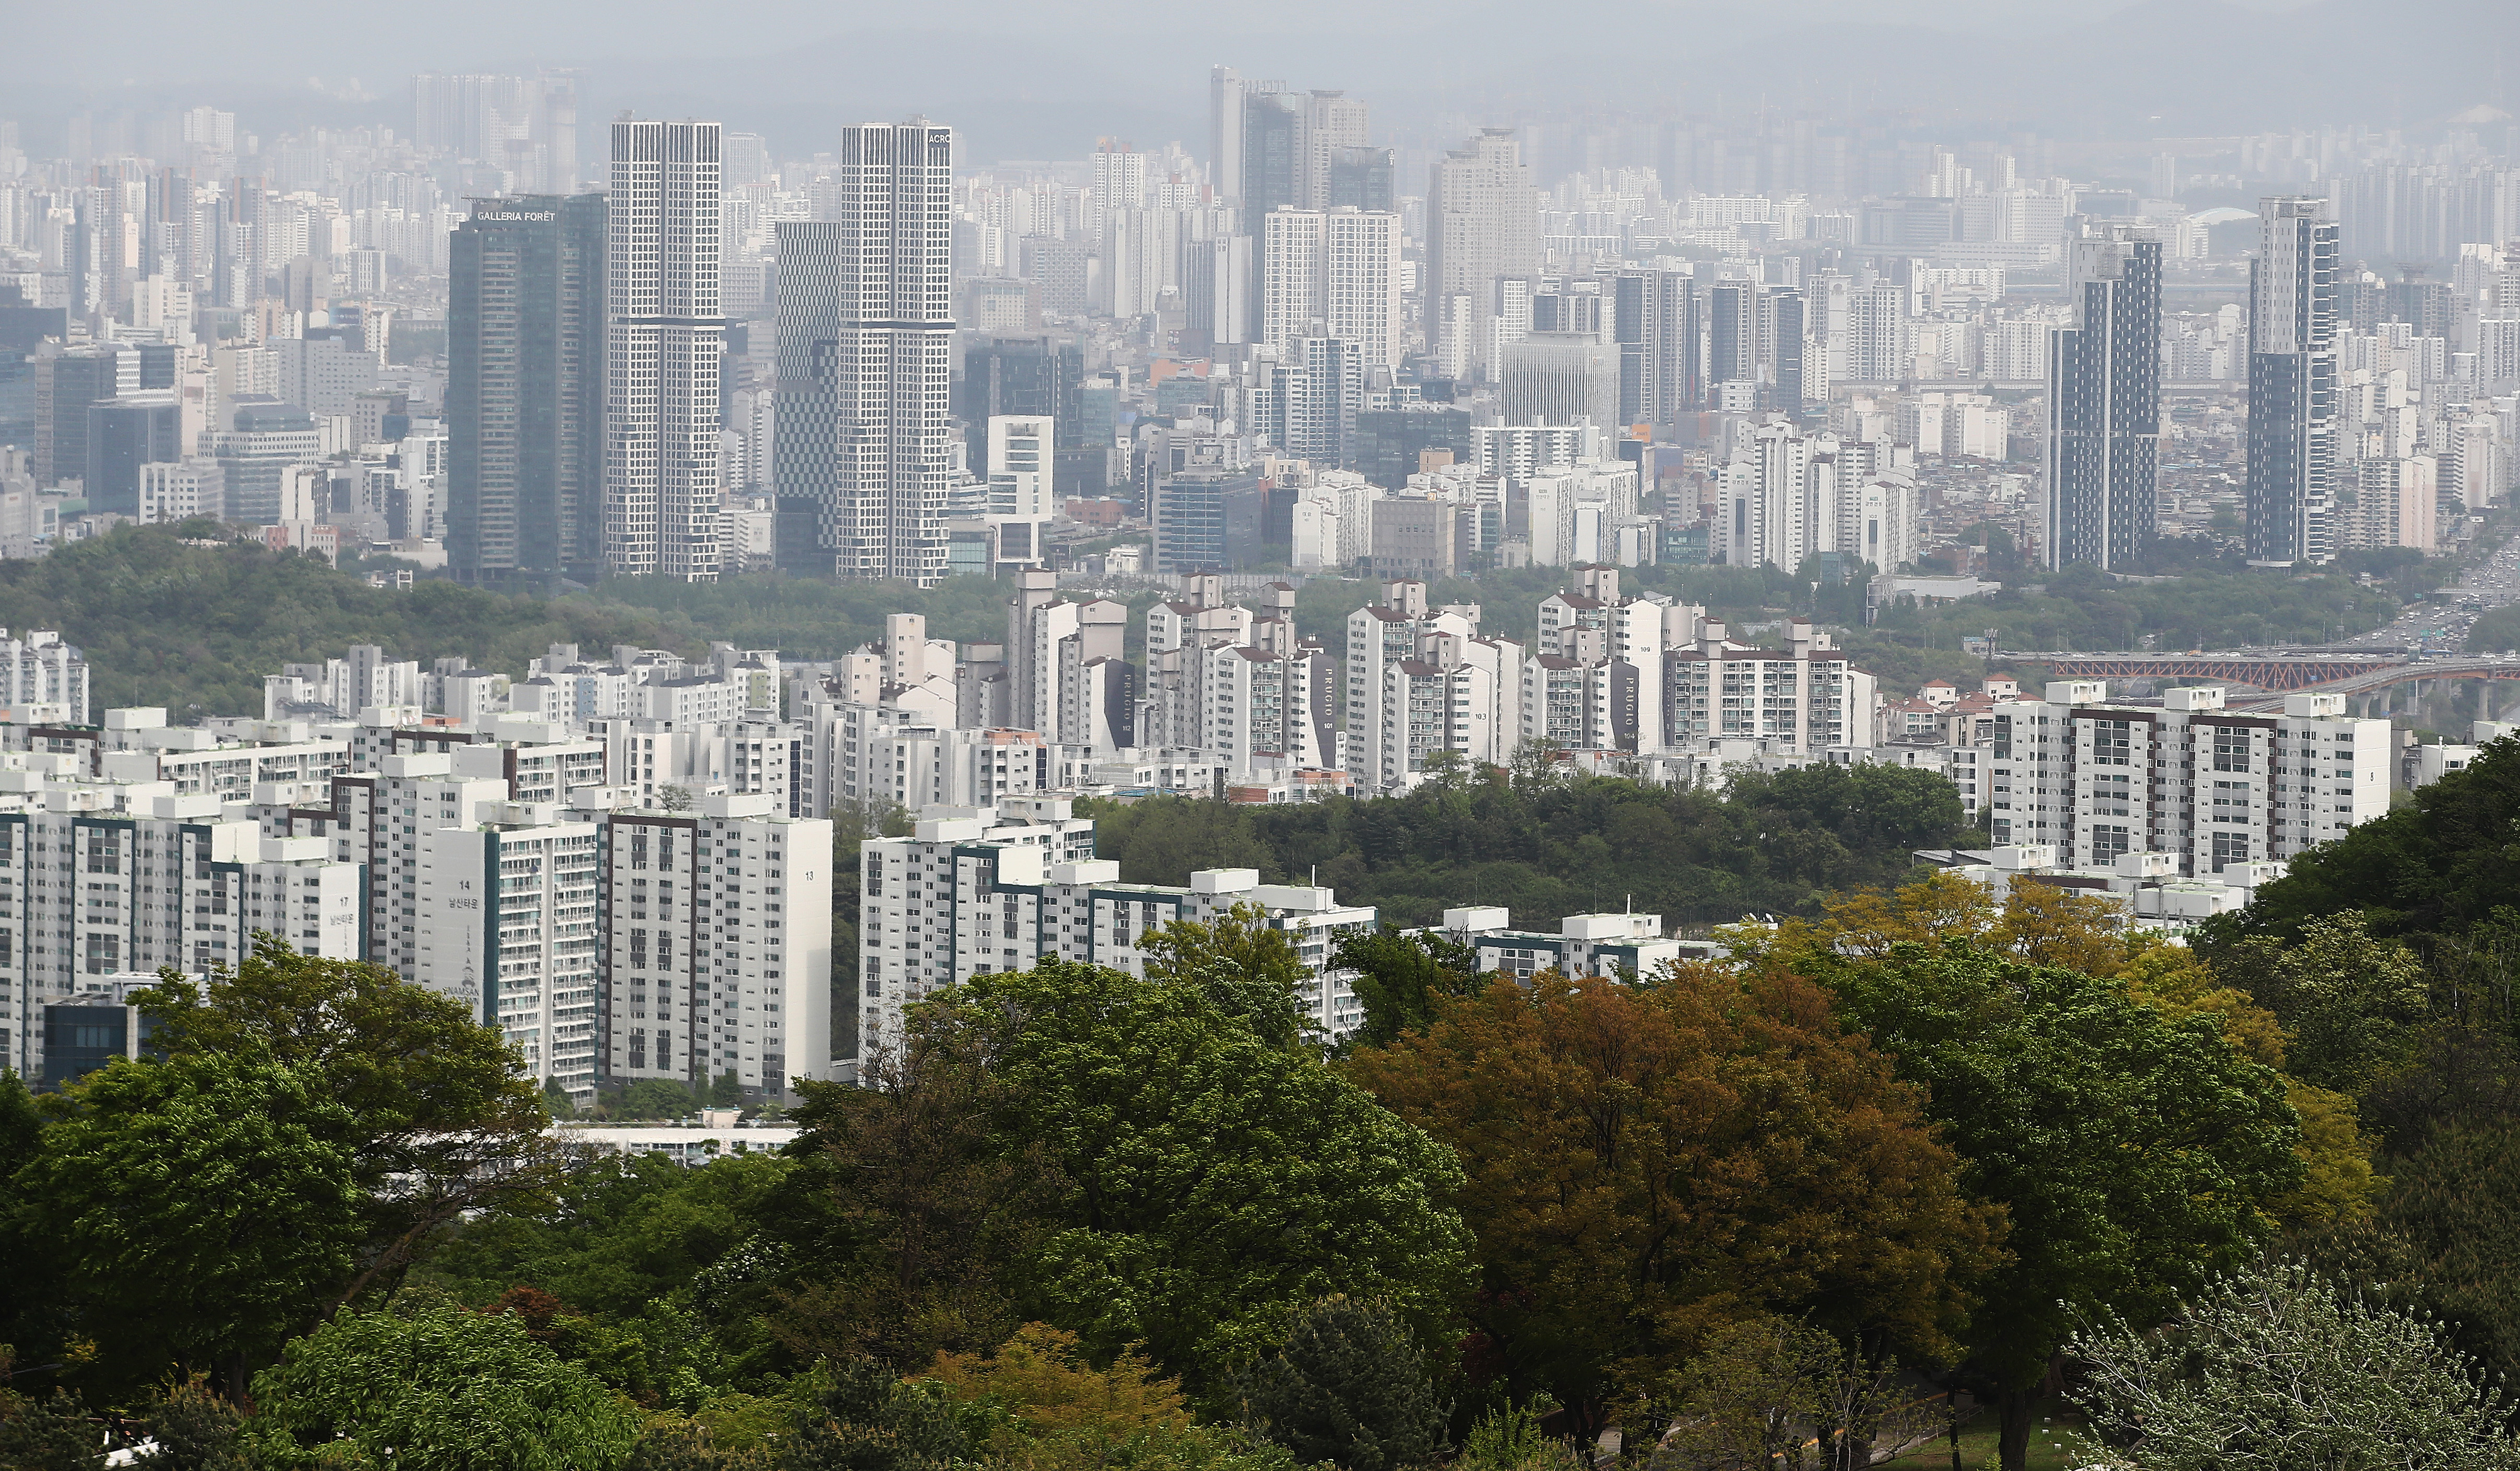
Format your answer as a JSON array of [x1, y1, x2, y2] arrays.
[[446, 116, 956, 585]]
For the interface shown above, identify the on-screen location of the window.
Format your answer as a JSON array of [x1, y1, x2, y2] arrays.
[[2090, 825, 2131, 861], [2091, 720, 2132, 766], [2211, 831, 2250, 871], [2214, 729, 2249, 772]]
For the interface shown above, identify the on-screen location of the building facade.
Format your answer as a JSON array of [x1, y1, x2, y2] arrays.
[[2045, 225, 2162, 570], [604, 118, 724, 581], [2245, 197, 2341, 566], [449, 194, 607, 581]]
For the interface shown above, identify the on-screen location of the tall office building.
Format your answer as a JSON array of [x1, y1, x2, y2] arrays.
[[1234, 88, 1368, 215], [1210, 67, 1256, 203], [34, 345, 127, 489], [1185, 235, 1254, 348], [774, 119, 956, 585], [2044, 224, 2162, 570], [1613, 270, 1699, 430], [605, 118, 724, 581], [2245, 197, 2340, 566], [956, 336, 1084, 474], [449, 194, 607, 581], [84, 393, 182, 516], [1329, 147, 1397, 211], [1767, 289, 1808, 416], [1427, 130, 1539, 379], [1707, 281, 1759, 394]]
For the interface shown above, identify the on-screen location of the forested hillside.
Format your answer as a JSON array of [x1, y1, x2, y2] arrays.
[[0, 525, 690, 716], [1087, 760, 1977, 928]]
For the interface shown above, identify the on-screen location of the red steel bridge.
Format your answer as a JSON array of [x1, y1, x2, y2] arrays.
[[2009, 653, 2413, 692]]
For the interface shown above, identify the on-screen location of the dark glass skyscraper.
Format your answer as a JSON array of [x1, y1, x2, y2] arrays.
[[956, 336, 1084, 469], [85, 394, 182, 516], [447, 193, 606, 581], [1706, 281, 1758, 398], [1328, 146, 1396, 212], [2245, 197, 2340, 566], [2044, 224, 2162, 570]]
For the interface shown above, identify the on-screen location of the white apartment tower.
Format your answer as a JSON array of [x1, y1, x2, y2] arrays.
[[1986, 683, 2388, 874], [2245, 197, 2340, 566], [605, 118, 724, 581], [1261, 207, 1404, 371], [828, 118, 958, 585], [600, 795, 832, 1101], [1427, 131, 1540, 379]]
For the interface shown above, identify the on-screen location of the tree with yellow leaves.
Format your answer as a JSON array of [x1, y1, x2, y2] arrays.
[[925, 1324, 1293, 1471]]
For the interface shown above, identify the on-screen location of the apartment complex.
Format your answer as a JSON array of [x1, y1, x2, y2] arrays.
[[1985, 681, 2389, 874], [857, 803, 1372, 1056]]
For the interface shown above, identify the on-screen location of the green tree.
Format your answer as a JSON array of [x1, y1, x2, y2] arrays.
[[781, 1358, 970, 1471], [1239, 1298, 1446, 1471], [0, 522, 690, 718], [0, 1069, 57, 1377], [900, 955, 1474, 1404], [1651, 1315, 1951, 1471], [0, 1388, 98, 1471], [771, 1027, 1054, 1370], [711, 1070, 744, 1108], [140, 1377, 255, 1471], [1082, 797, 1277, 888], [2208, 913, 2434, 1097], [546, 1079, 578, 1119], [249, 1302, 642, 1471], [2364, 1119, 2520, 1385], [2068, 1259, 2520, 1471], [1804, 942, 2305, 1471], [16, 1052, 364, 1397], [416, 1151, 794, 1320], [1331, 930, 1480, 1049], [132, 942, 559, 1307], [616, 1079, 703, 1119], [1139, 902, 1314, 1048]]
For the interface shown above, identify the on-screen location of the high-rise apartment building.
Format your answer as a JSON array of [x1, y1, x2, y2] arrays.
[[1986, 682, 2387, 874], [773, 120, 956, 585], [2045, 224, 2161, 570], [1428, 131, 1539, 379], [1259, 207, 1403, 370], [449, 194, 606, 581], [1259, 207, 1324, 355], [1613, 270, 1700, 430], [857, 803, 1376, 1057], [2245, 197, 2340, 566], [604, 118, 724, 581]]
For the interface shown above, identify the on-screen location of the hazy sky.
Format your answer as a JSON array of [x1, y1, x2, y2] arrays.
[[4, 0, 2504, 161]]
